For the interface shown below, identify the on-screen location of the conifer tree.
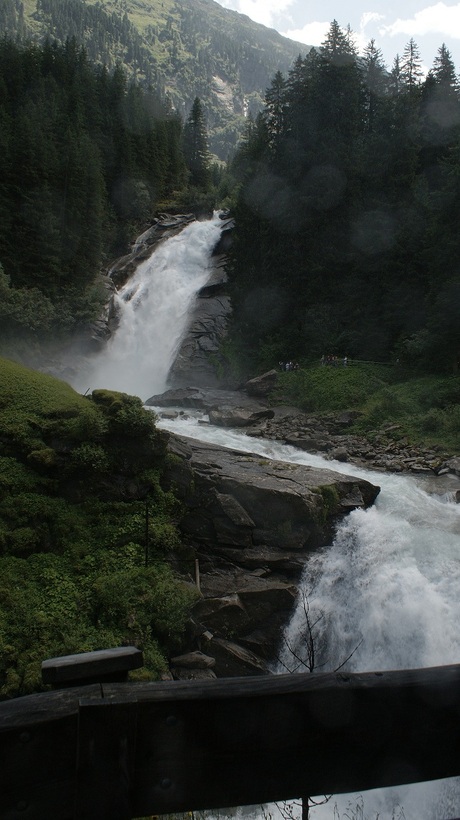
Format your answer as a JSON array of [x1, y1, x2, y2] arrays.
[[182, 97, 211, 189], [264, 70, 288, 152], [320, 19, 356, 65], [420, 44, 460, 168], [400, 38, 423, 91], [362, 39, 388, 131], [388, 55, 402, 96]]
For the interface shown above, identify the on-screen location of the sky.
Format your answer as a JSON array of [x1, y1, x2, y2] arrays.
[[213, 0, 460, 75]]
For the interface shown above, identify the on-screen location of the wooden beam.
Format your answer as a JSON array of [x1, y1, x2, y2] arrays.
[[41, 647, 144, 688], [0, 665, 459, 820]]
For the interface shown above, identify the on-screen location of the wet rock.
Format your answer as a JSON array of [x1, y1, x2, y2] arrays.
[[147, 387, 275, 427], [441, 456, 460, 477], [194, 594, 250, 635], [170, 651, 216, 669], [208, 405, 274, 427], [163, 433, 380, 559], [328, 447, 349, 462], [206, 637, 270, 677]]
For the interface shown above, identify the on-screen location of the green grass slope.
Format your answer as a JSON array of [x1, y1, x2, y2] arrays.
[[274, 363, 460, 453], [0, 357, 197, 699]]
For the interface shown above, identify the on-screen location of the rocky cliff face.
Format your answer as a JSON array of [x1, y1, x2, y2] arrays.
[[160, 429, 380, 679], [167, 218, 234, 389]]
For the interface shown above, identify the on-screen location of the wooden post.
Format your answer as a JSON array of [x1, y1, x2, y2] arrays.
[[75, 698, 138, 820], [195, 558, 201, 592]]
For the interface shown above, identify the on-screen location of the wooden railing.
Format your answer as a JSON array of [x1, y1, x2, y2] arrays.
[[1, 661, 460, 820]]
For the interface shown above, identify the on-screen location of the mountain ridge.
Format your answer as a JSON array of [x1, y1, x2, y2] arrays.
[[3, 0, 311, 158]]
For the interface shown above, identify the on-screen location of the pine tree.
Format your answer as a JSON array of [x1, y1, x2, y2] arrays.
[[362, 39, 388, 131], [432, 43, 459, 90], [400, 39, 423, 91], [420, 44, 460, 171], [388, 55, 402, 96], [264, 70, 288, 153], [182, 97, 211, 190], [320, 19, 356, 66]]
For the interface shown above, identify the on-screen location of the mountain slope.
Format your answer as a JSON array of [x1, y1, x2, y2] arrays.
[[3, 0, 310, 158]]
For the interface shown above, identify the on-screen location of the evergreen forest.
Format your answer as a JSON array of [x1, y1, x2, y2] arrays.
[[2, 0, 307, 158], [226, 22, 460, 377], [0, 37, 218, 351]]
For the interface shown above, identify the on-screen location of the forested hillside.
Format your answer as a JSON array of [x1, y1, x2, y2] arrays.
[[227, 22, 460, 376], [0, 38, 191, 347], [1, 0, 308, 158]]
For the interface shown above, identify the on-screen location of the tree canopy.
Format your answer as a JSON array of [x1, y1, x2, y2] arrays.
[[227, 21, 460, 375], [0, 38, 187, 339]]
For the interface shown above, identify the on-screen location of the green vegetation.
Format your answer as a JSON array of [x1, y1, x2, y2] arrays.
[[0, 37, 191, 344], [3, 0, 308, 159], [227, 22, 460, 380], [0, 37, 234, 350], [273, 362, 460, 453], [313, 485, 341, 524], [273, 363, 390, 412], [0, 357, 198, 698]]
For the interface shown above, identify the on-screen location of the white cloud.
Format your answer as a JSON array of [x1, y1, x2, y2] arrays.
[[380, 2, 460, 38], [219, 0, 294, 28], [350, 12, 386, 56], [361, 11, 385, 29], [281, 21, 330, 47]]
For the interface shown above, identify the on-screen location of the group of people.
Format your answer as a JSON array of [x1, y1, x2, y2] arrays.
[[279, 361, 300, 372], [277, 356, 349, 370], [321, 354, 348, 367]]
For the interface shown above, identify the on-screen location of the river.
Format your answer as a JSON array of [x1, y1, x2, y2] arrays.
[[68, 215, 460, 819]]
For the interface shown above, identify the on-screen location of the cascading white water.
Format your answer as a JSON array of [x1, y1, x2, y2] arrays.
[[71, 213, 223, 400], [151, 412, 460, 819], [69, 214, 460, 818]]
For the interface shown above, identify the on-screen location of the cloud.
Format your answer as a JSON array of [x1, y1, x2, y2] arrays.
[[350, 12, 387, 57], [361, 11, 385, 29], [218, 0, 294, 28], [281, 20, 330, 47], [380, 2, 460, 38], [281, 17, 381, 57]]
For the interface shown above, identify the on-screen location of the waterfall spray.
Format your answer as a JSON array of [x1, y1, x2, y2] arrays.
[[71, 213, 223, 400]]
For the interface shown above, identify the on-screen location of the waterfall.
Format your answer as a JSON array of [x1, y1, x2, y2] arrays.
[[71, 213, 223, 400], [68, 212, 460, 818], [151, 412, 460, 819]]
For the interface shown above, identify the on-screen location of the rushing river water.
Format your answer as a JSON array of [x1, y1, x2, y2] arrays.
[[152, 411, 460, 820], [69, 216, 460, 819]]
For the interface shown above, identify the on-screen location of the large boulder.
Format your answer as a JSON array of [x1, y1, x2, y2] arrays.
[[244, 369, 279, 398], [163, 433, 380, 561]]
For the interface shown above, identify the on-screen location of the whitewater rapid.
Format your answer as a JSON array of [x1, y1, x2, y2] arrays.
[[151, 409, 460, 820]]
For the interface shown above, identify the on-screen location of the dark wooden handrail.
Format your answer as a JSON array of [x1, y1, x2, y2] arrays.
[[1, 663, 460, 819]]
